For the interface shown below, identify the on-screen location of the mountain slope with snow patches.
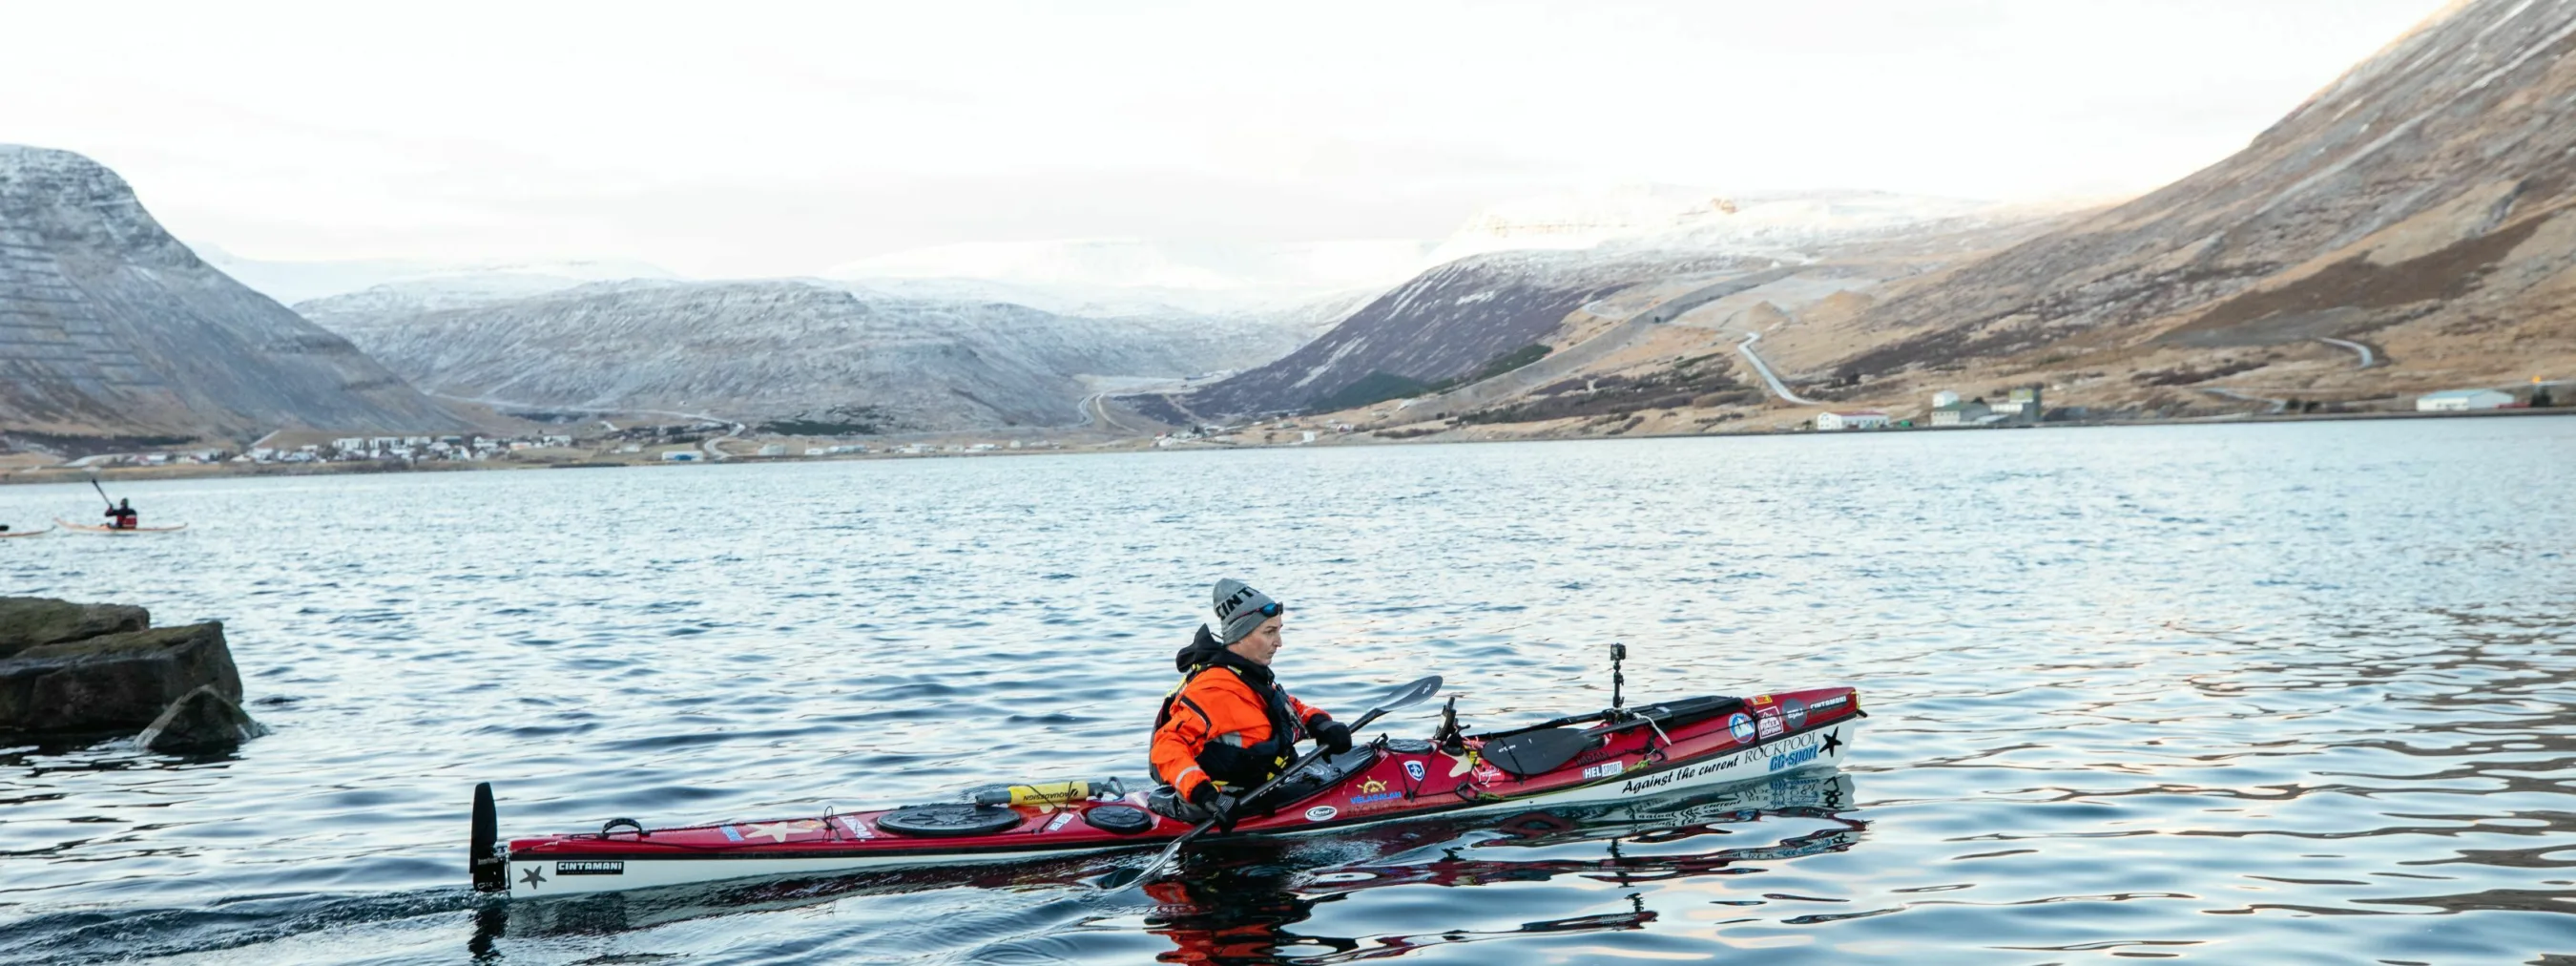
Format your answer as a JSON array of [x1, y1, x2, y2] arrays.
[[0, 145, 464, 439]]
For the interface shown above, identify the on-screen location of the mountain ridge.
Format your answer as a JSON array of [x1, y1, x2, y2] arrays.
[[0, 145, 464, 440]]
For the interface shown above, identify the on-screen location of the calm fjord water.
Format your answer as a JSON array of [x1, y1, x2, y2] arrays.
[[1, 419, 2570, 965]]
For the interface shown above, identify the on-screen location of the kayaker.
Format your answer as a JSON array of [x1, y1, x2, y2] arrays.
[[1149, 579, 1354, 820], [104, 498, 138, 530]]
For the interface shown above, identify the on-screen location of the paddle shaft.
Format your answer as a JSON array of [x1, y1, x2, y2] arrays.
[[1138, 704, 1396, 878], [1126, 673, 1438, 886], [91, 478, 112, 509]]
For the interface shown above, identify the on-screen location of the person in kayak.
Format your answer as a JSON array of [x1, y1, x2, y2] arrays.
[[1149, 579, 1353, 820], [104, 498, 138, 530]]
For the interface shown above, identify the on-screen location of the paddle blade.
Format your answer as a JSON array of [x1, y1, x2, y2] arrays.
[[1128, 833, 1193, 886], [1373, 675, 1443, 714]]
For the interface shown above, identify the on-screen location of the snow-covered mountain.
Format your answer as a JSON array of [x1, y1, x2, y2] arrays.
[[1427, 183, 2023, 263], [826, 238, 1438, 316], [0, 145, 464, 439], [193, 246, 676, 305], [304, 279, 1321, 432], [1169, 186, 2082, 418]]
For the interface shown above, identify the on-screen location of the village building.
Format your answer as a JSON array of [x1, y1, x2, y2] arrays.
[[2416, 388, 2513, 411], [1815, 410, 1891, 430], [1991, 387, 2045, 422], [1928, 399, 1992, 427]]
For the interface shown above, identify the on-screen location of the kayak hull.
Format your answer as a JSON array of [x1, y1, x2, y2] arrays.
[[0, 527, 52, 538], [494, 686, 1862, 898], [54, 519, 188, 534]]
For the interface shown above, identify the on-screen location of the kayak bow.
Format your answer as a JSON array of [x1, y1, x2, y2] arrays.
[[476, 684, 1863, 898]]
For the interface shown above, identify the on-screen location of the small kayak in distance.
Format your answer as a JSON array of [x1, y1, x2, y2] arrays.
[[0, 526, 52, 538], [54, 519, 188, 534], [476, 685, 1864, 898]]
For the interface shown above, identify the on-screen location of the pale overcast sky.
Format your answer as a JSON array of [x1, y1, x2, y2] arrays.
[[3, 0, 2453, 277]]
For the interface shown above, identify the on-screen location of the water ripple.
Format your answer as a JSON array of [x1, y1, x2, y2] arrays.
[[1, 418, 2572, 963]]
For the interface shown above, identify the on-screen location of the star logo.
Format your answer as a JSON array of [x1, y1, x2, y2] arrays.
[[1821, 729, 1842, 755], [738, 820, 821, 843], [1441, 750, 1476, 777], [518, 865, 547, 891], [1359, 779, 1387, 794]]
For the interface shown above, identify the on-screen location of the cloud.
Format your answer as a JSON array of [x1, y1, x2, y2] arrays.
[[0, 0, 2458, 275]]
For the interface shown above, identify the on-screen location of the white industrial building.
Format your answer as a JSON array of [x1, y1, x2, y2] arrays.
[[1815, 410, 1892, 430], [2416, 388, 2513, 411]]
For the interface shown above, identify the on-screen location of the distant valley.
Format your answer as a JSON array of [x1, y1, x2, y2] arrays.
[[6, 0, 2569, 459]]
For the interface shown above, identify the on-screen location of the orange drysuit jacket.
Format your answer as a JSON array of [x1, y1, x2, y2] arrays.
[[1151, 663, 1331, 800]]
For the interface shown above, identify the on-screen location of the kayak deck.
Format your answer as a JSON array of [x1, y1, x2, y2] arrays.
[[491, 685, 1862, 897]]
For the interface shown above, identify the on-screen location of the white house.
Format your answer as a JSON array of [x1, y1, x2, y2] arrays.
[[1931, 390, 1960, 408], [1815, 410, 1891, 430], [2417, 388, 2513, 411]]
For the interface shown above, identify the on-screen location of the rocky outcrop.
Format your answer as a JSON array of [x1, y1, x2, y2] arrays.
[[134, 684, 265, 753], [1833, 0, 2576, 388], [0, 596, 147, 651], [0, 145, 467, 438], [0, 597, 255, 747]]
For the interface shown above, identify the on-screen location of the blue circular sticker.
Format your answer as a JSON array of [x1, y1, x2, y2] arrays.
[[1728, 712, 1756, 743]]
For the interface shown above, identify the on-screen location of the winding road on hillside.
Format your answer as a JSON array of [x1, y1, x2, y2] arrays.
[[1735, 330, 1819, 406], [2318, 337, 2378, 368], [1075, 391, 1156, 436]]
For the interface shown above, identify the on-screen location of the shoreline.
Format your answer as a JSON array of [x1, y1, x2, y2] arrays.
[[5, 405, 2568, 487]]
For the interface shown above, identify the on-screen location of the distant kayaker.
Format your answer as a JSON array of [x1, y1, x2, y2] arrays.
[[1149, 579, 1353, 820], [104, 498, 138, 530]]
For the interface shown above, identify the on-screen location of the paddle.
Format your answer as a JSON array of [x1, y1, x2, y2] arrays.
[[90, 477, 113, 509], [1127, 674, 1442, 885]]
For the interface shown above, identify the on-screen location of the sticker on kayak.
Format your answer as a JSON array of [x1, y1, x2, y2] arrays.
[[1582, 760, 1623, 780], [1783, 697, 1808, 728], [1403, 760, 1426, 782], [737, 819, 823, 843], [1749, 694, 1776, 706], [1348, 779, 1402, 806], [1304, 805, 1339, 822], [1728, 713, 1756, 743], [835, 815, 875, 839], [1758, 714, 1785, 740], [1811, 694, 1850, 713], [556, 860, 623, 876], [1043, 811, 1075, 833]]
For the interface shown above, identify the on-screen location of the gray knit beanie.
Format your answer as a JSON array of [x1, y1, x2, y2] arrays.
[[1212, 578, 1281, 645]]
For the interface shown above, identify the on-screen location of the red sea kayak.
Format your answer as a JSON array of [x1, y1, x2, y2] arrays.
[[475, 685, 1863, 897], [54, 518, 189, 534]]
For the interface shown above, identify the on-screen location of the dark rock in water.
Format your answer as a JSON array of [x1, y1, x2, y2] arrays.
[[136, 684, 267, 752], [0, 597, 150, 657], [0, 598, 250, 742]]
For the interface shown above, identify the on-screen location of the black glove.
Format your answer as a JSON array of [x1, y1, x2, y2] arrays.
[[1185, 781, 1219, 807], [1312, 718, 1353, 755]]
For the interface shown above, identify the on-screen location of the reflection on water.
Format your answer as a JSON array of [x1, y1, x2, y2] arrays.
[[2, 417, 2573, 964], [485, 772, 1857, 965]]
